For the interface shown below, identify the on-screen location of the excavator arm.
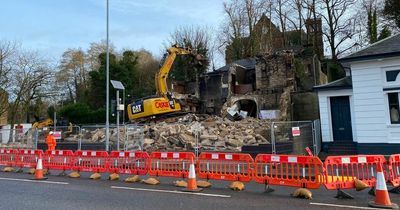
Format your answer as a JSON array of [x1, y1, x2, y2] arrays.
[[155, 45, 194, 98], [127, 44, 205, 121]]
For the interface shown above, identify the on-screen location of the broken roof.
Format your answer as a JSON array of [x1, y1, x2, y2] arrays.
[[313, 76, 352, 91], [215, 58, 256, 72], [340, 33, 400, 63]]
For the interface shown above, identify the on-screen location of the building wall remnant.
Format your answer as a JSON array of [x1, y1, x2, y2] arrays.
[[205, 50, 325, 121]]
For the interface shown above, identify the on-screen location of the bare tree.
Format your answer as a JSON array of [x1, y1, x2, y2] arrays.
[[7, 50, 52, 141], [58, 49, 88, 102], [273, 0, 290, 45], [0, 40, 18, 117], [87, 40, 116, 71], [318, 0, 357, 60], [220, 0, 271, 63]]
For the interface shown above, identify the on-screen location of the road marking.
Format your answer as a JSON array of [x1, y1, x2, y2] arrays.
[[310, 202, 383, 210], [111, 186, 231, 198], [0, 177, 69, 185]]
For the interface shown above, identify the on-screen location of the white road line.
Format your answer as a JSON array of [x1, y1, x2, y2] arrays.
[[111, 186, 231, 198], [310, 202, 383, 210], [0, 177, 69, 185]]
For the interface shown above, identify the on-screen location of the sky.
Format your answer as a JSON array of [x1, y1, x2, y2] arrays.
[[0, 0, 225, 67]]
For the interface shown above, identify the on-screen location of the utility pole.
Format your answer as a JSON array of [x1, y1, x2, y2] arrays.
[[105, 0, 110, 151]]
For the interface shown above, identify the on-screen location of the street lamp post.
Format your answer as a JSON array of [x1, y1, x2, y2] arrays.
[[111, 80, 125, 151], [105, 0, 110, 151]]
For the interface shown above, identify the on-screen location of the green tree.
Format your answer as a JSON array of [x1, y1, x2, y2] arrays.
[[378, 25, 392, 40], [383, 0, 400, 29], [367, 5, 378, 43], [167, 26, 210, 82], [88, 51, 139, 109]]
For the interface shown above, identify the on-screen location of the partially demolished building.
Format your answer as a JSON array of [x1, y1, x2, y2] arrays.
[[172, 16, 327, 121], [198, 50, 326, 121]]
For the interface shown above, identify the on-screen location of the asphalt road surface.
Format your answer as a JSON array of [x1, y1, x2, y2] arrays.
[[0, 171, 399, 210]]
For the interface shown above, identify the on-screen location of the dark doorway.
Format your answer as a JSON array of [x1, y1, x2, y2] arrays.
[[235, 99, 257, 118], [330, 96, 353, 142]]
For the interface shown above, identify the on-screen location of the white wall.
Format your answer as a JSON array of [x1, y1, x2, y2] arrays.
[[351, 56, 400, 143], [318, 89, 356, 142]]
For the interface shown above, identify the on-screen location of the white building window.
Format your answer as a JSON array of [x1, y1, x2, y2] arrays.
[[388, 92, 400, 124]]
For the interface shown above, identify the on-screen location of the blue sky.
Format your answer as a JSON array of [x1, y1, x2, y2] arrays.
[[0, 0, 225, 66]]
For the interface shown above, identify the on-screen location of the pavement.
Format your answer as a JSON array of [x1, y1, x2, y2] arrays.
[[0, 170, 399, 210]]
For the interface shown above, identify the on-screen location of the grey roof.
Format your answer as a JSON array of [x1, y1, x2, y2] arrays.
[[340, 34, 400, 62], [313, 76, 352, 91], [215, 58, 256, 72]]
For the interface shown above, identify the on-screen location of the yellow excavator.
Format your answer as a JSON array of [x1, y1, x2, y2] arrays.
[[127, 45, 204, 121], [32, 118, 53, 129]]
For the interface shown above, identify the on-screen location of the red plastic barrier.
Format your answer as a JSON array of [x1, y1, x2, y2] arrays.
[[43, 150, 74, 171], [197, 152, 253, 182], [17, 149, 43, 168], [0, 148, 19, 167], [324, 155, 386, 190], [254, 154, 324, 189], [72, 150, 109, 173], [148, 152, 195, 178], [108, 151, 149, 175], [389, 154, 400, 187]]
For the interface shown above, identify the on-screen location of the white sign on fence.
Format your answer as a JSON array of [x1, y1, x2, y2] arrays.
[[54, 131, 62, 140], [292, 127, 301, 137]]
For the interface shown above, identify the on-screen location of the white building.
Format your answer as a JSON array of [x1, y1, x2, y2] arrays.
[[314, 34, 400, 154]]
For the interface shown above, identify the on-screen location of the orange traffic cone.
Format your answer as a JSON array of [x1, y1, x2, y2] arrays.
[[182, 157, 202, 192], [368, 163, 398, 209], [33, 153, 47, 180]]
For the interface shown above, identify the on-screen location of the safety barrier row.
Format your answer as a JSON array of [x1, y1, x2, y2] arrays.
[[254, 154, 324, 189], [198, 152, 253, 182], [324, 155, 387, 190], [0, 147, 400, 191]]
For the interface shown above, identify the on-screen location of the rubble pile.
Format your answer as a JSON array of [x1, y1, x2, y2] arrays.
[[132, 114, 271, 152], [62, 114, 271, 152], [0, 142, 33, 149]]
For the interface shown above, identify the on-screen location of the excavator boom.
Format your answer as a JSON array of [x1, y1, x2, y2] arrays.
[[127, 45, 205, 121], [155, 46, 193, 97]]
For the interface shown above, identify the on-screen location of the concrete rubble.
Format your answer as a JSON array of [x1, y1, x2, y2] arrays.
[[76, 114, 271, 152]]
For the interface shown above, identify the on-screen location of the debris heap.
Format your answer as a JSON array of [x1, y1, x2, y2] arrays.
[[62, 114, 271, 152]]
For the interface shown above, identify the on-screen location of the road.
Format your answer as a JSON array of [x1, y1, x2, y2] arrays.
[[0, 171, 398, 210]]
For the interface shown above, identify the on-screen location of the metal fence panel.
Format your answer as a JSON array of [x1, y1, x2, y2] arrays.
[[313, 120, 321, 156], [125, 124, 144, 151], [0, 128, 35, 148], [271, 121, 314, 155]]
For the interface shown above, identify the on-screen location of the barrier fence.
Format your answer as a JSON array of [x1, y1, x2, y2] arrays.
[[389, 154, 400, 187], [254, 154, 324, 189], [324, 155, 386, 190], [108, 151, 149, 175], [0, 148, 399, 193], [148, 152, 195, 178], [197, 152, 253, 182], [72, 150, 109, 173], [43, 150, 74, 171], [0, 149, 18, 167], [17, 149, 42, 169]]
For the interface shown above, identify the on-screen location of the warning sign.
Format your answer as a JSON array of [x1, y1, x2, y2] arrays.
[[292, 127, 300, 137], [53, 131, 62, 140]]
